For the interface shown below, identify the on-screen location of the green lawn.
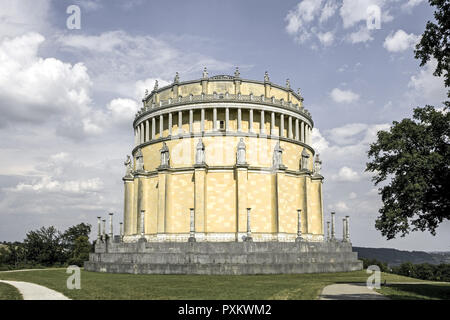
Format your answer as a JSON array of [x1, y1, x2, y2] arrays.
[[377, 283, 450, 300], [0, 282, 22, 300], [0, 269, 429, 300]]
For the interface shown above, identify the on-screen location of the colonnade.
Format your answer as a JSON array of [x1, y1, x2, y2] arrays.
[[134, 107, 312, 147]]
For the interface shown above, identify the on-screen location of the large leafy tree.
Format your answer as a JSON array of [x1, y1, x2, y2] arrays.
[[366, 0, 450, 239]]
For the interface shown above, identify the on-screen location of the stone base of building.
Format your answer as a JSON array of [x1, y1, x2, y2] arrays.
[[84, 241, 362, 275]]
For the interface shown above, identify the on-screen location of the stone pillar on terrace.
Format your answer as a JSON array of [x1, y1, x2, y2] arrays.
[[109, 212, 113, 240], [245, 208, 253, 242], [331, 212, 336, 241], [188, 208, 196, 242], [295, 209, 303, 242]]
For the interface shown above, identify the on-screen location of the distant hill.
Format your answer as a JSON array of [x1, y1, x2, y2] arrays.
[[353, 247, 450, 266]]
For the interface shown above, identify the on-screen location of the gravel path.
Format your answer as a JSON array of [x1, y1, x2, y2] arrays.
[[0, 280, 70, 300], [320, 283, 389, 300]]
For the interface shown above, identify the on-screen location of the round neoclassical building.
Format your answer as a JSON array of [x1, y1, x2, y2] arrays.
[[122, 68, 324, 243]]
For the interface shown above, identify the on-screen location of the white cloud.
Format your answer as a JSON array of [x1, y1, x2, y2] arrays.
[[402, 0, 426, 11], [328, 201, 350, 212], [347, 26, 373, 43], [58, 31, 233, 97], [0, 33, 93, 128], [330, 88, 360, 103], [349, 192, 357, 199], [0, 0, 51, 39], [107, 98, 140, 126], [332, 166, 361, 182], [383, 30, 419, 52], [326, 123, 368, 145], [317, 31, 335, 46], [340, 0, 384, 29], [320, 1, 338, 23], [11, 176, 103, 194], [407, 59, 447, 104]]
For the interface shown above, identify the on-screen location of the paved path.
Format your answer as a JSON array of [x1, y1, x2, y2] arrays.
[[320, 283, 389, 300], [0, 280, 70, 300]]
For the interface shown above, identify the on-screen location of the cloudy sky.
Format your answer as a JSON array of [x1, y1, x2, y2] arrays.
[[0, 0, 448, 251]]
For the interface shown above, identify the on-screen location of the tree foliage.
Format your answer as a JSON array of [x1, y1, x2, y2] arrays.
[[415, 0, 450, 97], [366, 106, 450, 239]]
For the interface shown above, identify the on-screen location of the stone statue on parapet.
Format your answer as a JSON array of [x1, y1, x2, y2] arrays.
[[234, 67, 240, 78], [264, 71, 270, 82], [174, 72, 179, 83], [314, 154, 322, 175], [135, 148, 145, 172], [124, 155, 133, 177], [272, 141, 285, 169], [286, 78, 290, 89], [301, 148, 310, 171], [236, 138, 247, 166], [195, 139, 206, 165], [153, 80, 158, 91], [202, 67, 208, 79], [159, 142, 170, 168]]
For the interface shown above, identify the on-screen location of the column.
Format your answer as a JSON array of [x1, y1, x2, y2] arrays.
[[295, 118, 299, 140], [280, 114, 284, 137], [168, 113, 172, 136], [189, 109, 193, 133], [145, 120, 150, 142], [288, 116, 293, 139], [194, 167, 206, 236], [134, 128, 137, 146], [152, 117, 156, 139], [225, 107, 229, 131], [296, 209, 302, 242], [249, 109, 253, 133], [109, 212, 113, 239], [188, 208, 196, 242], [213, 108, 217, 131], [331, 212, 336, 240], [157, 172, 168, 234], [201, 108, 205, 133], [271, 112, 275, 135], [178, 111, 183, 134], [140, 210, 145, 237], [160, 115, 164, 138], [119, 222, 123, 241], [301, 122, 305, 143], [97, 216, 101, 241], [260, 110, 265, 134], [237, 108, 242, 131], [245, 208, 253, 241]]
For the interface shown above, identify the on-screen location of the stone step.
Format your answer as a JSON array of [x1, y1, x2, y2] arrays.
[[84, 260, 364, 275], [89, 251, 359, 265]]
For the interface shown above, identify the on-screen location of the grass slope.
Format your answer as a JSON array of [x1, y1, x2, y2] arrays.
[[0, 269, 427, 300], [0, 282, 22, 300], [377, 283, 450, 300]]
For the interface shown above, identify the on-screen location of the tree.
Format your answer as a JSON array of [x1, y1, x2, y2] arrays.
[[67, 236, 92, 267], [366, 0, 450, 239], [415, 0, 450, 97], [23, 226, 65, 266], [366, 106, 450, 239]]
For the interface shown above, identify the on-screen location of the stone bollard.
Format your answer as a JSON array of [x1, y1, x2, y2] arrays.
[[346, 216, 350, 242], [119, 222, 124, 241], [97, 216, 101, 242], [326, 221, 330, 242], [295, 209, 303, 242], [188, 208, 196, 242], [330, 212, 336, 241], [342, 218, 347, 242], [109, 212, 113, 240]]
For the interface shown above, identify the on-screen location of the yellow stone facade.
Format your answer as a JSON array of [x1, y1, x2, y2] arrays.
[[123, 70, 324, 242]]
